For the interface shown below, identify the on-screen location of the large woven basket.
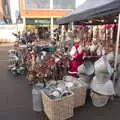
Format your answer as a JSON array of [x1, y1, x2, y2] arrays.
[[71, 85, 87, 108], [41, 91, 74, 120]]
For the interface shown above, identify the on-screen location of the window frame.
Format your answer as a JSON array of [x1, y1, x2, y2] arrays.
[[25, 0, 51, 10], [53, 0, 76, 10]]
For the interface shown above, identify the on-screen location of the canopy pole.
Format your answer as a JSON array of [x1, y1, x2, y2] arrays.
[[113, 13, 120, 84], [60, 25, 65, 49]]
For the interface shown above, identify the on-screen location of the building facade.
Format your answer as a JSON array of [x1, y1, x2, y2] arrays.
[[20, 0, 77, 25], [20, 0, 78, 37], [20, 0, 86, 37]]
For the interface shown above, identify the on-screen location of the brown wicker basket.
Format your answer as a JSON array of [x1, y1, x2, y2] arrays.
[[90, 91, 110, 107], [41, 91, 74, 120], [71, 85, 87, 108]]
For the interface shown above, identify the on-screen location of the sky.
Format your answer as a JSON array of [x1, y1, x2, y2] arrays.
[[76, 0, 86, 7]]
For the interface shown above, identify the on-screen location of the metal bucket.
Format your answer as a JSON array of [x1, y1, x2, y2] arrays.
[[117, 54, 120, 64], [106, 52, 114, 62], [94, 56, 113, 74], [84, 61, 94, 75], [95, 73, 110, 82], [78, 74, 91, 85], [78, 61, 94, 75], [90, 76, 115, 96], [32, 84, 45, 112], [106, 52, 120, 64], [78, 64, 86, 74], [115, 78, 120, 96], [90, 91, 110, 107]]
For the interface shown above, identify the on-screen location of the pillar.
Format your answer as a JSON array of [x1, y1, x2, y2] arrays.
[[51, 17, 54, 40], [0, 0, 4, 20], [50, 0, 54, 40]]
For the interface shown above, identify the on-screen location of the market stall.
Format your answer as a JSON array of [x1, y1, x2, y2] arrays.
[[56, 0, 120, 81], [55, 0, 120, 107], [56, 0, 120, 25], [7, 1, 120, 119]]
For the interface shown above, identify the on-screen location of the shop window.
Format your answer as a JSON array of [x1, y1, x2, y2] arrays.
[[53, 0, 75, 9], [25, 0, 50, 9]]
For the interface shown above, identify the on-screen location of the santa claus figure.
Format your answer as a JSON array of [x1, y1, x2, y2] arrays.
[[68, 40, 87, 78]]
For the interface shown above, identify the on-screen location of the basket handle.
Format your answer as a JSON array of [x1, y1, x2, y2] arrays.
[[90, 90, 94, 99]]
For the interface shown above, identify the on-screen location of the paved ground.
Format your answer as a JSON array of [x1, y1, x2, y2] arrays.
[[0, 46, 120, 120]]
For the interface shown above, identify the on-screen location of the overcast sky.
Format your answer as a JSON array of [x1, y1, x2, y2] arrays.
[[77, 0, 86, 7]]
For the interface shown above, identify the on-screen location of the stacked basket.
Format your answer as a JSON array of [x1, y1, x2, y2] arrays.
[[71, 84, 87, 108]]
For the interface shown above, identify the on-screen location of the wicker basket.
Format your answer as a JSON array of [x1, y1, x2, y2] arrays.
[[71, 85, 87, 108], [90, 91, 110, 107], [41, 91, 74, 120]]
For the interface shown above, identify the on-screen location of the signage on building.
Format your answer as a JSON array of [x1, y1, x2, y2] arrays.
[[26, 19, 50, 25]]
